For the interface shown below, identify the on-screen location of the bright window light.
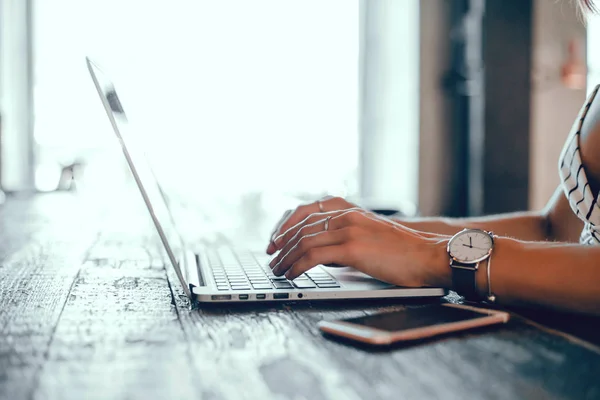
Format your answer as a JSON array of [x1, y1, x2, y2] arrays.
[[33, 1, 359, 209]]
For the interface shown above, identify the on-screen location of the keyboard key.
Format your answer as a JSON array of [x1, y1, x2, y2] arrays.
[[239, 260, 256, 267], [231, 285, 251, 290], [273, 281, 294, 289], [249, 279, 269, 284], [225, 268, 243, 273], [217, 285, 230, 291], [306, 271, 331, 279], [252, 284, 273, 290], [316, 283, 341, 288], [228, 280, 249, 285], [293, 280, 317, 289], [271, 277, 289, 282], [248, 277, 267, 282], [307, 271, 329, 277], [311, 278, 337, 283], [254, 254, 271, 263], [227, 274, 246, 279]]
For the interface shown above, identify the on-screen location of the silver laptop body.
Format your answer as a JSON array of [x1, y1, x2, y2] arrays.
[[86, 57, 447, 304]]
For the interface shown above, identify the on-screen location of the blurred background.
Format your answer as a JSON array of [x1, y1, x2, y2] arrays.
[[0, 0, 598, 243]]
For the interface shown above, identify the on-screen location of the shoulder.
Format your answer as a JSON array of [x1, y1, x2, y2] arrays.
[[580, 85, 600, 196]]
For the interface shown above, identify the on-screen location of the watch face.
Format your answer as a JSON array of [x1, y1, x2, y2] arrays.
[[448, 229, 493, 263]]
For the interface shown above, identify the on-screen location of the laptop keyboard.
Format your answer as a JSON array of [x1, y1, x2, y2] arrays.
[[207, 247, 340, 291]]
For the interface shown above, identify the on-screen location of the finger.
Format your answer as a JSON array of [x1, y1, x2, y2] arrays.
[[269, 217, 330, 268], [272, 207, 364, 253], [270, 209, 292, 240], [271, 209, 368, 267], [273, 227, 359, 277], [284, 245, 351, 280], [272, 196, 355, 243], [266, 210, 292, 254], [267, 205, 320, 255]]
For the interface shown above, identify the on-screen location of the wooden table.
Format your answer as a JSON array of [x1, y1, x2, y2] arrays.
[[1, 192, 599, 400]]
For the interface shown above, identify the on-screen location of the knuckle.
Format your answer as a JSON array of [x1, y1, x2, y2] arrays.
[[301, 214, 316, 227], [296, 224, 313, 240], [305, 248, 319, 264], [296, 235, 310, 252], [344, 209, 362, 224], [296, 224, 308, 237], [280, 229, 293, 244], [325, 196, 342, 209]]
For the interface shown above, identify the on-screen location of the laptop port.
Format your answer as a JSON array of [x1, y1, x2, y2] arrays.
[[256, 294, 266, 300], [239, 294, 249, 300], [273, 293, 289, 299], [211, 295, 232, 301], [297, 293, 303, 298]]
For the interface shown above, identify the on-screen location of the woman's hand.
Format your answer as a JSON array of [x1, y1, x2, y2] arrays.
[[266, 196, 358, 255], [267, 207, 452, 289]]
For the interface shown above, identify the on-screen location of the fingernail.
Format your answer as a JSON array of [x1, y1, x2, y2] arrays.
[[266, 243, 274, 254]]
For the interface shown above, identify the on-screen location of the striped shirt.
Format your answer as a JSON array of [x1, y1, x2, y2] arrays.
[[558, 84, 600, 245]]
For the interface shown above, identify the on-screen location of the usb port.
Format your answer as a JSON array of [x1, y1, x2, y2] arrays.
[[239, 294, 249, 300], [256, 294, 266, 299], [273, 293, 289, 299]]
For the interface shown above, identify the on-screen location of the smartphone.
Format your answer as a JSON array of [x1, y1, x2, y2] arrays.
[[318, 303, 510, 346]]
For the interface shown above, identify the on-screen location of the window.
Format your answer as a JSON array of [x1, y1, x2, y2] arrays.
[[33, 1, 358, 217], [20, 0, 418, 242]]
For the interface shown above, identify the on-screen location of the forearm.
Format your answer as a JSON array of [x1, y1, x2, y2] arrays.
[[429, 237, 600, 316], [395, 211, 551, 242]]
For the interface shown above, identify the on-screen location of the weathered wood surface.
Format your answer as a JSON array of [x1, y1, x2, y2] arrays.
[[1, 193, 600, 400]]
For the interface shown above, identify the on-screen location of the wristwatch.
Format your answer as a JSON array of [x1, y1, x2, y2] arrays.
[[447, 228, 495, 301]]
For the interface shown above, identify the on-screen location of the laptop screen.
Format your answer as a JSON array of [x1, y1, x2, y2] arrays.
[[86, 57, 192, 298]]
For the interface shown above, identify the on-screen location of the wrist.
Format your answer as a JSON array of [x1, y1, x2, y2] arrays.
[[424, 237, 452, 288]]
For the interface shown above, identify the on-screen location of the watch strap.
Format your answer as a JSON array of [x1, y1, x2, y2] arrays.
[[451, 261, 480, 301]]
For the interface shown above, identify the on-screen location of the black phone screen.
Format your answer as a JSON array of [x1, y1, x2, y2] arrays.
[[343, 305, 490, 332]]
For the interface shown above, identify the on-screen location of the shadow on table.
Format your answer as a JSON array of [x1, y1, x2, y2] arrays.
[[194, 295, 445, 315]]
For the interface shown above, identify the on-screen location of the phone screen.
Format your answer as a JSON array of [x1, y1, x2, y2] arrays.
[[343, 305, 490, 332]]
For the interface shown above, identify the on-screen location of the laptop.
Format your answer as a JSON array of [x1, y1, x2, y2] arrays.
[[86, 57, 447, 304]]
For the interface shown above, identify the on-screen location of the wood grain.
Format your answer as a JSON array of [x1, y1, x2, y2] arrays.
[[0, 194, 97, 400], [1, 193, 600, 400]]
